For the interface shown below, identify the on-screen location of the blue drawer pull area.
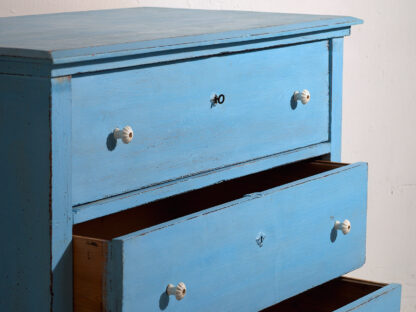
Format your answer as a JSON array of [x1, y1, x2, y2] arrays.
[[72, 41, 330, 206], [73, 160, 368, 311]]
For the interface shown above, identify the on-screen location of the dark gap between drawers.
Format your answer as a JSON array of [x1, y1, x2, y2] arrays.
[[261, 277, 384, 312], [73, 160, 346, 240]]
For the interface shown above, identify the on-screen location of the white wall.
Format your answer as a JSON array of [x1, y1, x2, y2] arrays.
[[1, 1, 415, 311]]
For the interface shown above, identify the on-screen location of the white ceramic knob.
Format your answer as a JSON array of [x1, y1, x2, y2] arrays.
[[113, 126, 133, 144], [294, 89, 311, 104], [335, 219, 351, 235], [166, 282, 186, 301]]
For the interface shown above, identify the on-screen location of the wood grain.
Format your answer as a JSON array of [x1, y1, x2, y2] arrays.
[[0, 9, 365, 312], [263, 277, 401, 312], [74, 161, 368, 311], [74, 160, 346, 239], [73, 143, 331, 224], [0, 7, 362, 63], [73, 235, 108, 312]]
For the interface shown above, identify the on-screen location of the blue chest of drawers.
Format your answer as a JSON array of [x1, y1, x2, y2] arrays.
[[0, 7, 401, 312]]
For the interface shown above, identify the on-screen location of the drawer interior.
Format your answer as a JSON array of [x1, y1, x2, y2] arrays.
[[262, 277, 386, 312], [74, 160, 346, 240]]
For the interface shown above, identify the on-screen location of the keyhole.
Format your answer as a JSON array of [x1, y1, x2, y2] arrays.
[[256, 232, 266, 247]]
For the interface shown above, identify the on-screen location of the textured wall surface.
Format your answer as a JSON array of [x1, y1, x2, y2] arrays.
[[1, 1, 415, 311]]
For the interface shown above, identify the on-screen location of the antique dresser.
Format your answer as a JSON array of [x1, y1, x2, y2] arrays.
[[0, 7, 402, 312]]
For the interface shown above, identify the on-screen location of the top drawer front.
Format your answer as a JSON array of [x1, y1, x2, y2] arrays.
[[72, 41, 329, 205]]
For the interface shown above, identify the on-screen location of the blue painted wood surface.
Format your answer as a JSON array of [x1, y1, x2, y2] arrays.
[[101, 162, 368, 311], [0, 75, 52, 311], [335, 283, 401, 312], [73, 143, 331, 223], [72, 40, 330, 205], [329, 38, 344, 162], [0, 7, 362, 64], [0, 8, 367, 311], [0, 28, 351, 78], [50, 29, 351, 78], [50, 77, 73, 312]]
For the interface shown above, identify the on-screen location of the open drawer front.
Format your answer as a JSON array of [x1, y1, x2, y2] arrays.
[[263, 277, 401, 312], [73, 160, 368, 311]]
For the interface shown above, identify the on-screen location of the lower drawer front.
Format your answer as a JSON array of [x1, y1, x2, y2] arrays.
[[73, 161, 367, 311], [263, 277, 401, 312]]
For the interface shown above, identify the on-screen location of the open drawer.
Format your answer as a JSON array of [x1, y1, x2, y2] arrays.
[[263, 277, 401, 312], [73, 160, 368, 311]]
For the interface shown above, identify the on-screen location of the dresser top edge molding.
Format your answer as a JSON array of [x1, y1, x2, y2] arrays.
[[0, 7, 362, 70]]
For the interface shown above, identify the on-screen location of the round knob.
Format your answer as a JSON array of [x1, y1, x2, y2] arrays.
[[294, 89, 311, 104], [335, 219, 351, 235], [166, 282, 186, 301], [113, 126, 133, 144]]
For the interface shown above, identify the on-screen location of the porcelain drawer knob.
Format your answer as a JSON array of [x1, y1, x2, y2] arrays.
[[335, 219, 351, 235], [113, 126, 133, 144], [294, 89, 311, 104], [166, 282, 187, 300]]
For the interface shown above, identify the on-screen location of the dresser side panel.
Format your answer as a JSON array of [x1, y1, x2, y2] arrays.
[[0, 74, 52, 311]]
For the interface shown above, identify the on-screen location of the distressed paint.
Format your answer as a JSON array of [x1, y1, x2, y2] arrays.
[[335, 283, 401, 312], [72, 40, 330, 206], [103, 162, 368, 311], [0, 8, 362, 64], [0, 8, 367, 311], [73, 142, 331, 224], [329, 37, 344, 161], [0, 28, 350, 78], [0, 74, 52, 311], [0, 75, 72, 312], [51, 77, 73, 312]]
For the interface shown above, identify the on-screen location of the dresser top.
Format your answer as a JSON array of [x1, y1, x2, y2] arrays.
[[0, 7, 362, 64]]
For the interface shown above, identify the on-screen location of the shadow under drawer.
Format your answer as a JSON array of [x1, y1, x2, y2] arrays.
[[263, 277, 401, 312], [73, 160, 368, 311]]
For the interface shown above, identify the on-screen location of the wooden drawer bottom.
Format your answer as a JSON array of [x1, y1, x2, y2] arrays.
[[263, 277, 401, 312]]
